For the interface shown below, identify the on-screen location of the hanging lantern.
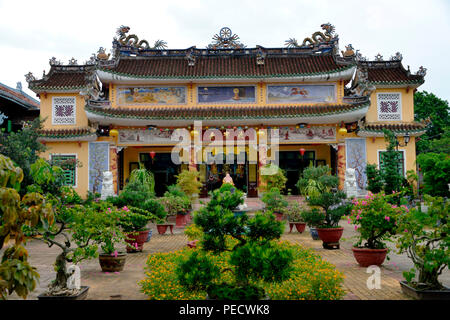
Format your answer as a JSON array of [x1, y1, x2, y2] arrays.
[[109, 129, 119, 137], [149, 151, 156, 159], [299, 148, 305, 156], [338, 122, 347, 135]]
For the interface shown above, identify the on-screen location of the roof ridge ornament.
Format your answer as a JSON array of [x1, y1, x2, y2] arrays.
[[355, 50, 367, 62], [256, 46, 267, 65], [341, 44, 355, 57], [185, 46, 196, 66], [68, 57, 78, 65], [24, 72, 35, 83], [49, 57, 61, 66], [416, 66, 427, 77], [115, 25, 167, 50], [96, 47, 110, 60], [390, 52, 403, 61], [208, 27, 245, 49], [285, 23, 337, 48], [374, 53, 383, 61]]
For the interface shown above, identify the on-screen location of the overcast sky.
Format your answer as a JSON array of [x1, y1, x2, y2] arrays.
[[1, 0, 449, 103]]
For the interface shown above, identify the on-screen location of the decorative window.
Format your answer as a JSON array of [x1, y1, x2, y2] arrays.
[[50, 154, 77, 187], [377, 93, 401, 121], [378, 150, 405, 177], [52, 97, 76, 125]]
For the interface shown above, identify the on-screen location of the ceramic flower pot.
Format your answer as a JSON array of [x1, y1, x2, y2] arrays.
[[316, 227, 344, 243], [274, 213, 283, 221], [156, 224, 168, 235], [175, 214, 187, 228], [99, 252, 127, 272], [352, 247, 388, 267], [125, 230, 150, 252], [289, 222, 306, 233], [145, 229, 153, 242], [309, 227, 320, 240], [400, 281, 450, 300], [37, 286, 89, 300]]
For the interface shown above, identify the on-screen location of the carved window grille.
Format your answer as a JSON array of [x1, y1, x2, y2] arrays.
[[52, 97, 76, 125], [50, 154, 77, 186], [377, 93, 401, 121]]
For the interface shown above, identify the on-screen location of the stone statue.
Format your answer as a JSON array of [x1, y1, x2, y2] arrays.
[[66, 265, 80, 290], [344, 168, 358, 198], [100, 171, 115, 200]]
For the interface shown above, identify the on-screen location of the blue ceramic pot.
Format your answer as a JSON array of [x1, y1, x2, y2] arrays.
[[145, 230, 153, 242], [310, 227, 320, 240]]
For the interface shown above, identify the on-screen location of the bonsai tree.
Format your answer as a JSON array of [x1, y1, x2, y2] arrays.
[[301, 208, 325, 228], [285, 202, 305, 223], [348, 192, 406, 249], [128, 164, 155, 194], [0, 154, 53, 300], [259, 164, 287, 193], [307, 191, 349, 228], [176, 170, 203, 200], [207, 183, 244, 211], [297, 165, 338, 198], [108, 180, 154, 209], [158, 192, 191, 217], [397, 195, 449, 290], [261, 187, 288, 214], [176, 187, 293, 299]]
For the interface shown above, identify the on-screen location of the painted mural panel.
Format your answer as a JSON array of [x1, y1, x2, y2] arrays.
[[197, 86, 255, 103], [345, 138, 367, 191], [267, 85, 336, 103], [89, 142, 110, 193], [117, 86, 186, 105], [277, 126, 336, 143]]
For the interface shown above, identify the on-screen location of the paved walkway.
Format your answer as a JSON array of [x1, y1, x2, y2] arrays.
[[3, 196, 449, 300]]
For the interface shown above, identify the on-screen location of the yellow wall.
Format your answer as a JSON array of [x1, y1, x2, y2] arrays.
[[365, 136, 416, 174], [39, 141, 90, 196], [40, 93, 89, 129], [366, 88, 415, 122]]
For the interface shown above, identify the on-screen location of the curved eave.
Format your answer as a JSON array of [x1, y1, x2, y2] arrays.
[[29, 85, 88, 94], [37, 133, 98, 142], [85, 102, 369, 127], [357, 129, 426, 137], [96, 65, 356, 84]]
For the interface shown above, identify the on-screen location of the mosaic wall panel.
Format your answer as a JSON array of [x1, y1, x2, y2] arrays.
[[197, 86, 256, 103], [52, 97, 76, 125], [345, 138, 367, 191], [117, 86, 186, 105], [377, 93, 401, 120], [88, 142, 110, 193], [267, 85, 336, 103]]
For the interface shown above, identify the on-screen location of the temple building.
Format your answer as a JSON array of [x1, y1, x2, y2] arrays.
[[26, 24, 428, 197]]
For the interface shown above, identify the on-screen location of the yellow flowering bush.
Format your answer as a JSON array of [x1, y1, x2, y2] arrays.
[[139, 241, 345, 300]]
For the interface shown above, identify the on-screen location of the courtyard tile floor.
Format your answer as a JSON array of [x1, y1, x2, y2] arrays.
[[3, 196, 449, 300]]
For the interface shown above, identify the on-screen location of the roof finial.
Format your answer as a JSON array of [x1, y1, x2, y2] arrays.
[[390, 52, 402, 61], [25, 72, 35, 83], [16, 82, 22, 91], [208, 27, 245, 49], [374, 53, 383, 61], [416, 66, 427, 77]]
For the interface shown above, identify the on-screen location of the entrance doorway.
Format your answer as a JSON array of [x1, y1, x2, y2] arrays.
[[202, 152, 249, 194], [279, 150, 315, 195], [139, 152, 181, 197]]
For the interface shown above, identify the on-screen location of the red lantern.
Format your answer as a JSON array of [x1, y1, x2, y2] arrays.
[[299, 148, 305, 156], [149, 151, 156, 159]]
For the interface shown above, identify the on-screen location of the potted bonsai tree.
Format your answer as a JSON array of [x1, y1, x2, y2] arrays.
[[259, 164, 287, 196], [307, 190, 349, 249], [176, 186, 293, 299], [301, 208, 325, 240], [397, 195, 449, 300], [159, 186, 191, 228], [348, 192, 405, 267], [261, 187, 288, 221], [207, 183, 245, 216], [286, 202, 306, 233], [118, 206, 158, 252]]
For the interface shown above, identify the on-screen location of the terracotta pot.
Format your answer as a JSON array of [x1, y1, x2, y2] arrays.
[[37, 286, 89, 300], [98, 252, 127, 272], [176, 214, 187, 228], [125, 230, 150, 252], [294, 222, 306, 233], [157, 224, 168, 235], [274, 213, 283, 221], [400, 281, 450, 300], [352, 247, 388, 267], [316, 227, 344, 243]]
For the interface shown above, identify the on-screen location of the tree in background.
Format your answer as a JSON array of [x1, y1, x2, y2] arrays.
[[417, 153, 450, 198], [380, 129, 404, 196], [0, 118, 47, 194], [414, 91, 450, 154]]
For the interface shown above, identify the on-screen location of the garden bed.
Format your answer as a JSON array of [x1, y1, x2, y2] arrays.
[[139, 241, 345, 300]]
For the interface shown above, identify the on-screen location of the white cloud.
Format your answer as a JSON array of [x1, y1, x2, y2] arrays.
[[0, 0, 449, 102]]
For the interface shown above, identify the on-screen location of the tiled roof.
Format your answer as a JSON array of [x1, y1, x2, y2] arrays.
[[360, 61, 424, 85], [38, 127, 98, 140], [99, 54, 354, 79], [85, 99, 369, 120], [0, 82, 39, 110], [29, 65, 96, 91], [357, 121, 428, 137]]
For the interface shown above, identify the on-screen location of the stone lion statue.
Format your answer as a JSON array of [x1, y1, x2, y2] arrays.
[[100, 171, 115, 200], [344, 168, 357, 198]]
